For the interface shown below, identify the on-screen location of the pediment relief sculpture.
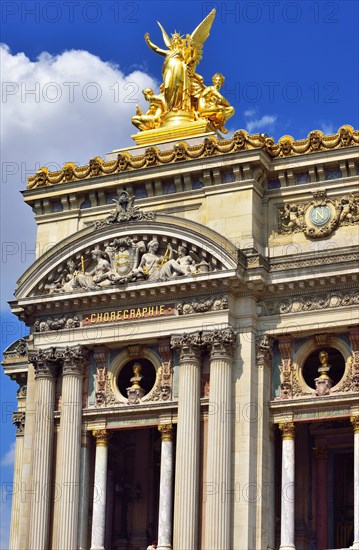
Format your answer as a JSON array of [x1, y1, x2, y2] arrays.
[[37, 235, 217, 296]]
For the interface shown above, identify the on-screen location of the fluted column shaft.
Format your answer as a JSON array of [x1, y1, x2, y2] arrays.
[[203, 328, 236, 550], [351, 416, 359, 550], [90, 429, 110, 550], [78, 429, 91, 550], [171, 332, 202, 550], [28, 352, 56, 550], [157, 424, 174, 550], [9, 412, 25, 550], [279, 422, 296, 550], [56, 347, 86, 550]]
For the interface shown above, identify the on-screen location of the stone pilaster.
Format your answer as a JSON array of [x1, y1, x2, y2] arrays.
[[78, 429, 91, 550], [55, 346, 87, 550], [90, 429, 110, 550], [351, 416, 359, 550], [28, 349, 57, 550], [9, 411, 26, 550], [255, 334, 274, 550], [171, 332, 202, 550], [279, 422, 296, 550], [202, 328, 236, 550], [157, 424, 174, 550]]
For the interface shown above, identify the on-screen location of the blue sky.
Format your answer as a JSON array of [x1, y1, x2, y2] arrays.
[[0, 0, 358, 547]]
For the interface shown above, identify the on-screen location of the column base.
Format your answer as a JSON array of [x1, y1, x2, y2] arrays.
[[279, 545, 296, 550], [157, 545, 172, 550], [351, 541, 359, 550], [90, 547, 105, 550]]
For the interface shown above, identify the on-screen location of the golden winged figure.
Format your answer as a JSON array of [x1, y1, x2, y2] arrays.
[[133, 9, 234, 140], [145, 9, 216, 112]]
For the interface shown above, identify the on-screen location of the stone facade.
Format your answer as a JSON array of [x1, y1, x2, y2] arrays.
[[2, 127, 359, 550]]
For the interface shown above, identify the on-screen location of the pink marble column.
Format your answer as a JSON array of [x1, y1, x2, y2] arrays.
[[313, 447, 328, 550]]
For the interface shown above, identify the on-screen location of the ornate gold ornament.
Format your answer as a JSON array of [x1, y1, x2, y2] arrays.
[[158, 423, 173, 441], [350, 416, 359, 434], [130, 9, 235, 144], [279, 421, 295, 440], [278, 190, 359, 239], [26, 125, 359, 189], [92, 429, 111, 446]]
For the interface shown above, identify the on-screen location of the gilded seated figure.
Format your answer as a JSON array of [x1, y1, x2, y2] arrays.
[[131, 88, 166, 130], [197, 73, 235, 134]]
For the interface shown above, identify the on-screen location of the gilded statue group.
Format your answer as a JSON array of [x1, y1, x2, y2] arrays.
[[131, 9, 235, 135]]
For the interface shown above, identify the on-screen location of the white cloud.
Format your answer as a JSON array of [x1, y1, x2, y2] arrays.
[[1, 442, 15, 467], [243, 108, 257, 118], [245, 114, 277, 133], [0, 44, 157, 307], [319, 122, 335, 135]]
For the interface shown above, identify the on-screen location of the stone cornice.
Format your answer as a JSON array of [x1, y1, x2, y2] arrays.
[[26, 125, 358, 190]]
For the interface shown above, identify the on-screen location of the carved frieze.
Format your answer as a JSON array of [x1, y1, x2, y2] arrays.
[[278, 190, 359, 238], [34, 316, 81, 331], [177, 296, 228, 315], [258, 290, 359, 317]]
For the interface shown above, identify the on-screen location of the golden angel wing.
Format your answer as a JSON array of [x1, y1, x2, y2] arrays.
[[157, 21, 171, 48], [190, 8, 216, 66]]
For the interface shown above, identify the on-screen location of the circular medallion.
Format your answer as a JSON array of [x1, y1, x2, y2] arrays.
[[309, 205, 331, 226]]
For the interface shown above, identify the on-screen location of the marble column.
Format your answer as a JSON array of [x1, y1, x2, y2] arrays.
[[313, 447, 328, 550], [90, 429, 110, 550], [28, 349, 57, 550], [279, 422, 296, 550], [171, 332, 202, 550], [202, 328, 236, 550], [78, 429, 91, 550], [9, 411, 25, 550], [56, 346, 87, 550], [351, 416, 359, 550], [157, 424, 174, 550]]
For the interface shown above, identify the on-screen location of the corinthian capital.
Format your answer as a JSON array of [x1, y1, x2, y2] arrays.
[[12, 411, 26, 435], [170, 332, 202, 363], [279, 421, 295, 440], [202, 328, 236, 360], [58, 345, 88, 376], [28, 348, 57, 379]]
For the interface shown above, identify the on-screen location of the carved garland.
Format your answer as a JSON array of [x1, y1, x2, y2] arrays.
[[258, 290, 359, 317], [27, 125, 358, 189]]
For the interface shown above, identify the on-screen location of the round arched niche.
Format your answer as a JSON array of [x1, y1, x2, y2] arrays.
[[302, 347, 345, 389], [108, 347, 161, 404], [294, 336, 351, 394], [117, 358, 156, 399]]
